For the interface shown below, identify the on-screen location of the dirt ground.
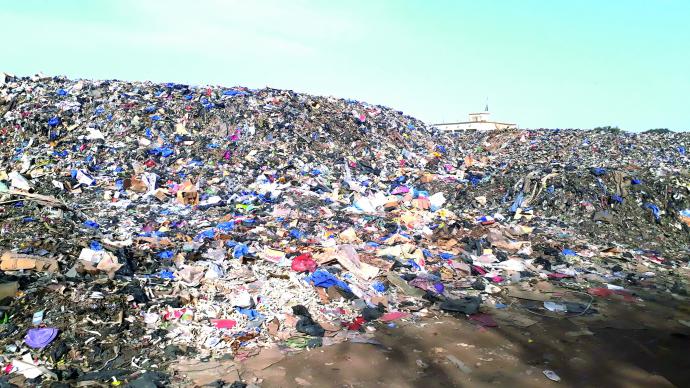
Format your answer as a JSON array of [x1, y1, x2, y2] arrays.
[[238, 289, 690, 388]]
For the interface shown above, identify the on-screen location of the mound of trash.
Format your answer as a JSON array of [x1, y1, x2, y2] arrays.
[[0, 73, 688, 386]]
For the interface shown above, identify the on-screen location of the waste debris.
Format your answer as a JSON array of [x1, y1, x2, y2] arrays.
[[0, 72, 689, 386]]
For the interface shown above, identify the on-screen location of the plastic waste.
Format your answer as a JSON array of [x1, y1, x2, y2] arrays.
[[25, 328, 59, 348]]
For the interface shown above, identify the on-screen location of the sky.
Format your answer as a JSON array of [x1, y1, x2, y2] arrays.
[[1, 0, 689, 131]]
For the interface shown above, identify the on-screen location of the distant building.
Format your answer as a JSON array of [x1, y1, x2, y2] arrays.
[[433, 106, 517, 132]]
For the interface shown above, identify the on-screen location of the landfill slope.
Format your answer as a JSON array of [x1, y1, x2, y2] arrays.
[[0, 73, 689, 387]]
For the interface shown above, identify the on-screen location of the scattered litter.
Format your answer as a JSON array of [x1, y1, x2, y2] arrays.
[[543, 369, 561, 382], [0, 73, 688, 386], [446, 355, 472, 374]]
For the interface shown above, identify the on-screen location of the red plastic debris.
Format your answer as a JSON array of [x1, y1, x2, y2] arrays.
[[469, 313, 498, 327], [547, 273, 573, 279], [488, 275, 504, 283], [291, 253, 317, 273], [587, 287, 636, 302], [347, 316, 365, 331], [643, 255, 665, 264], [210, 319, 237, 329], [380, 311, 411, 322]]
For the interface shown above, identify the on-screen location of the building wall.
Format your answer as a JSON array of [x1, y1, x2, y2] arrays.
[[435, 122, 517, 132], [469, 112, 490, 122]]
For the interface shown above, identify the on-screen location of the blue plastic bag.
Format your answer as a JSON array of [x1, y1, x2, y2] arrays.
[[83, 220, 99, 229], [510, 192, 524, 212], [236, 307, 263, 321], [406, 259, 422, 271], [150, 147, 174, 157], [159, 250, 174, 260], [223, 89, 246, 96], [371, 281, 386, 292], [305, 269, 351, 292], [216, 222, 235, 233], [591, 167, 607, 176], [232, 243, 249, 259], [48, 117, 60, 127], [290, 229, 304, 239], [643, 203, 661, 221], [195, 229, 216, 241], [89, 241, 103, 251]]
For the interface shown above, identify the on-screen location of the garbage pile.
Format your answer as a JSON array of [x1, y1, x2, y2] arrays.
[[0, 73, 689, 386]]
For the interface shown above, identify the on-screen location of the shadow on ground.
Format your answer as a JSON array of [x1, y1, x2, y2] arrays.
[[255, 291, 690, 388]]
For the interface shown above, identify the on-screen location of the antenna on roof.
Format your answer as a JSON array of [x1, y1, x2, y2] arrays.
[[485, 97, 489, 112]]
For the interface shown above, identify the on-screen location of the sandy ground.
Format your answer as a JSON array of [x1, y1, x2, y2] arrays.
[[235, 289, 690, 388]]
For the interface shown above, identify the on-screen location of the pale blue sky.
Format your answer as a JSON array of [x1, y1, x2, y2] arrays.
[[1, 0, 688, 131]]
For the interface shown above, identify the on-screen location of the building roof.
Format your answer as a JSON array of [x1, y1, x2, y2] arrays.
[[432, 121, 517, 126]]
